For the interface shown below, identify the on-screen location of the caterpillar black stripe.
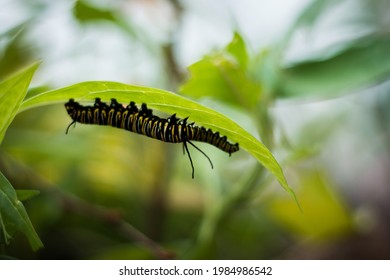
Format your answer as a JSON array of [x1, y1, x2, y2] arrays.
[[65, 98, 239, 178]]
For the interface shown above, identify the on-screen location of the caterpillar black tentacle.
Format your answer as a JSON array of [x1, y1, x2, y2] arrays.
[[65, 98, 239, 178]]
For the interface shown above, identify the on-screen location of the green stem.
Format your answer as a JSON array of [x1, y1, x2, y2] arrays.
[[192, 101, 274, 259], [193, 164, 266, 258]]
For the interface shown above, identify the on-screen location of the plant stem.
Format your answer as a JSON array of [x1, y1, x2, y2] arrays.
[[192, 99, 274, 258], [193, 164, 266, 258]]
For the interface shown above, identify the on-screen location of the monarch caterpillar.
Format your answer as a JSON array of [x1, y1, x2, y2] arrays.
[[65, 98, 239, 178]]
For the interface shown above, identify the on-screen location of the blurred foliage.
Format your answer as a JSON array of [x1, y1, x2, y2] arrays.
[[277, 0, 390, 97], [279, 38, 390, 97], [0, 63, 40, 143], [0, 0, 390, 260], [73, 0, 137, 39], [270, 169, 353, 240], [74, 1, 117, 23], [0, 169, 42, 251], [0, 63, 42, 250], [180, 32, 262, 110], [0, 27, 35, 80]]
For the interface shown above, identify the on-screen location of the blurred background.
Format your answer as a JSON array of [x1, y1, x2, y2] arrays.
[[1, 0, 390, 259]]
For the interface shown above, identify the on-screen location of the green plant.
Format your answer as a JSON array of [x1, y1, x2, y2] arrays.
[[1, 0, 389, 260], [0, 54, 295, 253]]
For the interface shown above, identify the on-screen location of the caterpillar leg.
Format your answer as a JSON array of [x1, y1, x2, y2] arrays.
[[183, 141, 195, 179], [187, 140, 214, 170], [183, 140, 214, 179], [65, 120, 76, 134]]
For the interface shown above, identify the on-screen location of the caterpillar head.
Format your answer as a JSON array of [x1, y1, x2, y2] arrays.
[[64, 99, 80, 120]]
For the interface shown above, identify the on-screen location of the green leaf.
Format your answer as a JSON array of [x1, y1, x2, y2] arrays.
[[279, 38, 390, 98], [276, 0, 390, 98], [225, 32, 249, 68], [0, 172, 43, 250], [15, 190, 40, 201], [20, 81, 297, 202], [73, 1, 136, 38], [180, 33, 261, 109], [73, 0, 116, 23], [0, 24, 35, 80], [287, 0, 338, 32], [0, 62, 40, 144]]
